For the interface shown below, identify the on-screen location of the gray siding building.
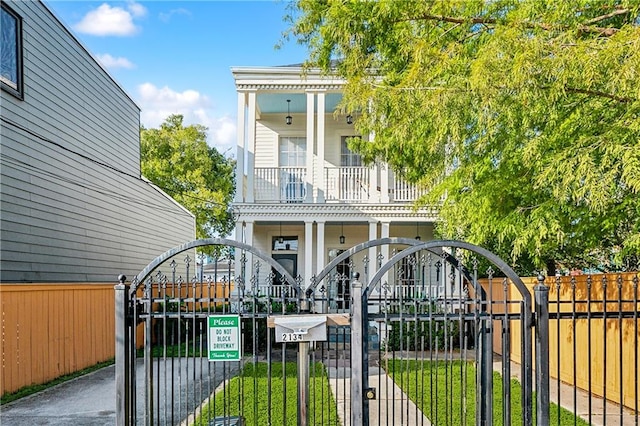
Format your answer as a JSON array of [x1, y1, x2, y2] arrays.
[[0, 0, 196, 283]]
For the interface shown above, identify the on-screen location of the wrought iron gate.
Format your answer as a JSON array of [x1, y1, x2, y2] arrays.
[[115, 238, 548, 426]]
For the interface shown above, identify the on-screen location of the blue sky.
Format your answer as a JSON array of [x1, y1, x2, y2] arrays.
[[46, 1, 310, 156]]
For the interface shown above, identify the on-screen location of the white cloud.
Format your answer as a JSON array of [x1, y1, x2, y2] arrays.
[[127, 1, 147, 18], [159, 8, 191, 23], [74, 2, 146, 36], [137, 83, 236, 154], [95, 53, 135, 69]]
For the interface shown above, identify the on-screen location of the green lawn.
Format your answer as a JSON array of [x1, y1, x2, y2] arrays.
[[387, 359, 590, 426], [194, 361, 340, 426]]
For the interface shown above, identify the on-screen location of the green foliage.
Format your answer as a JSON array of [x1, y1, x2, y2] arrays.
[[286, 0, 640, 274], [385, 319, 461, 352], [387, 360, 590, 425], [194, 362, 339, 426], [140, 115, 235, 255]]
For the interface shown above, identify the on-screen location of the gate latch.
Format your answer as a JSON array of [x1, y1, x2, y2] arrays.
[[365, 387, 376, 400]]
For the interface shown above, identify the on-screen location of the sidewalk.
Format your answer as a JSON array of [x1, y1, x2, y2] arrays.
[[494, 360, 637, 426]]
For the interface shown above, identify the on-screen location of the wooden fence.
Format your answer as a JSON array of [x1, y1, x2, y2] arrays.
[[1, 283, 115, 395], [1, 280, 236, 397], [483, 273, 639, 411]]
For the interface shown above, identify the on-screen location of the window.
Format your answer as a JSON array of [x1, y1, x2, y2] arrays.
[[279, 137, 306, 202], [279, 137, 306, 167], [341, 136, 362, 167], [272, 236, 298, 251], [1, 3, 23, 98]]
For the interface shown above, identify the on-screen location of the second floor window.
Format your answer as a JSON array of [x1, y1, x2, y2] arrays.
[[279, 137, 306, 167], [1, 3, 23, 98], [341, 136, 362, 167]]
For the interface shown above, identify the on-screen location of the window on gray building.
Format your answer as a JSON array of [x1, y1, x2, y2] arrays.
[[1, 3, 23, 98]]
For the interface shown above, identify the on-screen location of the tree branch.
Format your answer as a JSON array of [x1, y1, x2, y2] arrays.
[[564, 86, 633, 103], [583, 7, 629, 25], [404, 13, 621, 37]]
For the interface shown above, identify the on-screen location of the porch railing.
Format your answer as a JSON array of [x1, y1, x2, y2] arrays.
[[252, 166, 428, 203], [325, 166, 370, 202], [392, 175, 430, 202], [255, 167, 306, 203]]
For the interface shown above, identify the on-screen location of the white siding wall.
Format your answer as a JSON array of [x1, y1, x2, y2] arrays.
[[0, 0, 196, 282], [254, 120, 278, 167]]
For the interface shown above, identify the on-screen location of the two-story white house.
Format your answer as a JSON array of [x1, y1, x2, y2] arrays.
[[231, 65, 440, 302]]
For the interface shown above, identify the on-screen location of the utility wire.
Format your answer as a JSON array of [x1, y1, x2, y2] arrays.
[[0, 154, 195, 216]]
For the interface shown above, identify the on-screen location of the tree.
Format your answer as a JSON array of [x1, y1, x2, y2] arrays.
[[286, 0, 640, 274], [140, 115, 235, 251]]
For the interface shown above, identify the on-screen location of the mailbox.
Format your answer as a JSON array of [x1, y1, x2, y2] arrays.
[[274, 315, 328, 343]]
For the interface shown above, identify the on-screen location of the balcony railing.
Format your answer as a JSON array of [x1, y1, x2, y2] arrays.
[[325, 166, 370, 202], [392, 175, 429, 202], [252, 166, 426, 203], [255, 167, 306, 203]]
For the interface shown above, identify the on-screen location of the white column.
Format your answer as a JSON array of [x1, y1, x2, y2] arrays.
[[234, 92, 246, 202], [316, 221, 325, 275], [244, 221, 254, 288], [368, 221, 378, 279], [232, 221, 253, 308], [305, 92, 315, 203], [304, 221, 314, 289], [316, 92, 326, 202], [381, 221, 390, 286], [244, 221, 254, 246], [234, 222, 244, 282], [373, 128, 390, 203], [246, 91, 257, 203]]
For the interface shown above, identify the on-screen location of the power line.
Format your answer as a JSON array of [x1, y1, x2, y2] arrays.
[[0, 154, 195, 216]]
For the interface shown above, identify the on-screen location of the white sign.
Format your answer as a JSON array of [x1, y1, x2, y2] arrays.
[[208, 315, 241, 361]]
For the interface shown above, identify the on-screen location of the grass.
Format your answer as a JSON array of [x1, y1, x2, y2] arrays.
[[138, 342, 207, 358], [0, 358, 115, 405], [193, 361, 340, 426], [387, 359, 590, 426]]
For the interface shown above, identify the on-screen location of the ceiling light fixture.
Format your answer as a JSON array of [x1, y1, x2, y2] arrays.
[[346, 114, 353, 125], [339, 222, 345, 245], [286, 99, 292, 125], [415, 222, 421, 240], [278, 222, 284, 244]]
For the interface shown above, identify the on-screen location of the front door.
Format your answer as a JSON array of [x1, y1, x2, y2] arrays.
[[272, 253, 297, 285]]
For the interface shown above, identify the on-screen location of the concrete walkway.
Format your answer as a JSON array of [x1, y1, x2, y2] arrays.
[[326, 364, 431, 426]]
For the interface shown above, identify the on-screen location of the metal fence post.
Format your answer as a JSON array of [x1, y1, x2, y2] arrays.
[[298, 342, 310, 426], [115, 275, 130, 426], [351, 272, 367, 426], [535, 275, 550, 426], [476, 316, 493, 426]]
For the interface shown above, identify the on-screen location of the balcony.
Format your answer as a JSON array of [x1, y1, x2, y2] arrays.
[[251, 166, 428, 204]]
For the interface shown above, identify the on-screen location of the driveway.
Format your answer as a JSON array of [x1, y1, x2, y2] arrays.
[[1, 359, 235, 425]]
